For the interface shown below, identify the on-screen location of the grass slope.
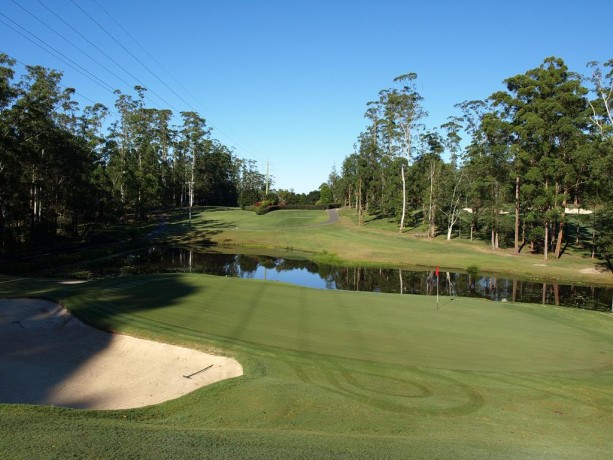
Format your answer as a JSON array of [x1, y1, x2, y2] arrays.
[[1, 274, 612, 459], [164, 207, 613, 286]]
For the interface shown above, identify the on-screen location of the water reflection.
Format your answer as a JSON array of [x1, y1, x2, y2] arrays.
[[83, 246, 612, 312]]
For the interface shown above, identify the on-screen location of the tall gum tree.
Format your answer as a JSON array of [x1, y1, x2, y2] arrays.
[[179, 111, 209, 226], [456, 100, 488, 241], [383, 74, 427, 233], [0, 54, 17, 250], [490, 57, 589, 259], [586, 59, 613, 267], [441, 117, 465, 240]]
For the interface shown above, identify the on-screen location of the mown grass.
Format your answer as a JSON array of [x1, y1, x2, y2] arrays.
[[1, 274, 611, 459], [165, 207, 613, 286]]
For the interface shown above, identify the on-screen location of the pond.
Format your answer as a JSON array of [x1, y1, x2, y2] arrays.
[[80, 245, 612, 312]]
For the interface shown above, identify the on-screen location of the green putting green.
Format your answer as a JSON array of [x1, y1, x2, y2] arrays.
[[0, 273, 612, 459]]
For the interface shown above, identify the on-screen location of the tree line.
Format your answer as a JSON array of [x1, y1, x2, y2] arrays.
[[327, 57, 613, 265], [0, 54, 268, 254]]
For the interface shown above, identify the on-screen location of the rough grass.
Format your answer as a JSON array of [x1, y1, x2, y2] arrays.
[[1, 274, 611, 459]]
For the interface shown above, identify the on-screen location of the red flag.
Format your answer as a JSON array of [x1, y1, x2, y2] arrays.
[[435, 266, 439, 277]]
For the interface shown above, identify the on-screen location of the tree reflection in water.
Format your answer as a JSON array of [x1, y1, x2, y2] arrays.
[[82, 246, 612, 312]]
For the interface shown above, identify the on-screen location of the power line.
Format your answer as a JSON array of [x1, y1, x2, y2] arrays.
[[35, 0, 179, 113], [91, 0, 204, 108], [4, 0, 266, 166], [9, 0, 154, 107], [89, 0, 266, 161], [0, 12, 115, 94], [85, 0, 266, 162], [69, 0, 196, 112], [4, 52, 121, 120]]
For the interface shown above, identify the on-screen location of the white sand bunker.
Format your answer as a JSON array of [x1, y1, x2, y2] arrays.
[[0, 298, 242, 410]]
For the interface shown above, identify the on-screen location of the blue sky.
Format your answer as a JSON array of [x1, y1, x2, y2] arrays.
[[1, 0, 611, 193]]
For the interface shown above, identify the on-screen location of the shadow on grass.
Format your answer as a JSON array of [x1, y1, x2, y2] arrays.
[[0, 274, 198, 409]]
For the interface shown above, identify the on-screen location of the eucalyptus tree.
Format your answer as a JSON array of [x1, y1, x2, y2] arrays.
[[317, 183, 333, 205], [340, 153, 359, 208], [356, 128, 384, 223], [455, 100, 500, 243], [79, 103, 109, 154], [196, 140, 238, 206], [11, 65, 84, 239], [383, 73, 427, 232], [327, 163, 343, 204], [236, 158, 265, 207], [491, 57, 589, 259], [0, 63, 99, 242], [0, 54, 17, 251], [441, 117, 463, 168], [109, 88, 165, 220], [586, 59, 613, 136], [461, 108, 512, 250], [363, 96, 387, 216], [415, 131, 444, 237], [440, 118, 465, 239], [151, 109, 174, 208], [13, 65, 65, 236], [108, 89, 137, 208], [178, 111, 210, 224], [585, 59, 613, 265]]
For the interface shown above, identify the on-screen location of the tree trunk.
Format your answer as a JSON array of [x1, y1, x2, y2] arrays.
[[554, 221, 564, 259], [189, 147, 196, 226], [514, 175, 520, 254], [554, 196, 567, 259], [491, 218, 497, 250], [399, 164, 406, 233], [358, 178, 363, 226], [399, 269, 403, 294], [428, 162, 435, 238], [520, 214, 526, 253], [544, 220, 549, 260]]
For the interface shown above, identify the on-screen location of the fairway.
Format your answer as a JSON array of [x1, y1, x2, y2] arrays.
[[2, 0, 612, 457], [169, 207, 613, 286], [1, 274, 611, 458]]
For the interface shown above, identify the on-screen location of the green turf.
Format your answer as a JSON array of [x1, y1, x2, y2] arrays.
[[1, 274, 611, 459], [162, 207, 613, 286]]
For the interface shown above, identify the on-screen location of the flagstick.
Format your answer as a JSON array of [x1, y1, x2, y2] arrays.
[[436, 275, 439, 308]]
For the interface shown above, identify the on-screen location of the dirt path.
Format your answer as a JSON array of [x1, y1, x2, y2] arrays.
[[326, 208, 340, 224], [300, 208, 340, 228]]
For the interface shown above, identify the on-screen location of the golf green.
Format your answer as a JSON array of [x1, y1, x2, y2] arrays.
[[0, 273, 612, 458]]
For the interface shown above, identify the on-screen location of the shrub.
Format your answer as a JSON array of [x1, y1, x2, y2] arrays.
[[254, 203, 341, 215]]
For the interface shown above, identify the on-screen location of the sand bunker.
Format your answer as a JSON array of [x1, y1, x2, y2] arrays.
[[0, 298, 242, 410]]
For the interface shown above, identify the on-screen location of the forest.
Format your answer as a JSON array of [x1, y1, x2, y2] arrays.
[[0, 52, 269, 254], [326, 57, 613, 264], [1, 54, 613, 267]]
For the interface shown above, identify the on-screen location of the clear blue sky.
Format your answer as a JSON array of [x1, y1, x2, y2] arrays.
[[1, 0, 611, 193]]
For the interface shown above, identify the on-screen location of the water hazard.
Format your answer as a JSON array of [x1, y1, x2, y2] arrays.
[[81, 246, 612, 312]]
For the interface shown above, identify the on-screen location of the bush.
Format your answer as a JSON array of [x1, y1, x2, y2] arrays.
[[256, 205, 281, 215], [255, 203, 341, 215], [466, 264, 479, 277]]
